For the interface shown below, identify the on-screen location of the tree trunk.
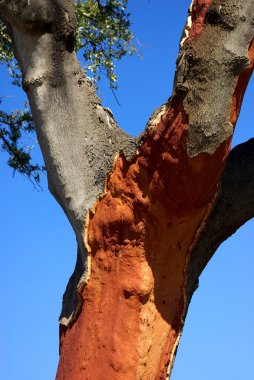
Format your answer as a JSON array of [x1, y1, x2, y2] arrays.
[[1, 1, 254, 379]]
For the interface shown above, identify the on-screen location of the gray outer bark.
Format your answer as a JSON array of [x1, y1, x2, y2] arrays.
[[174, 0, 254, 157], [0, 0, 137, 324], [186, 138, 254, 305], [1, 0, 254, 327]]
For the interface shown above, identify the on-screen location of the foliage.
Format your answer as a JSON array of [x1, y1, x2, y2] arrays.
[[0, 99, 45, 186], [75, 0, 136, 88], [0, 21, 13, 62], [0, 0, 135, 183]]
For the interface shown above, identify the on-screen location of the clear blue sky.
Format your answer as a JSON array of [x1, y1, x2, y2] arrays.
[[1, 1, 254, 379]]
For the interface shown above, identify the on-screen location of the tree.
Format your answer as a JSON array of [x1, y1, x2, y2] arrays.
[[1, 1, 254, 379]]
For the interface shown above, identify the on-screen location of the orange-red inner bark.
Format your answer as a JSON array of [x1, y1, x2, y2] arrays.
[[56, 32, 254, 380], [187, 0, 213, 43], [56, 98, 231, 380]]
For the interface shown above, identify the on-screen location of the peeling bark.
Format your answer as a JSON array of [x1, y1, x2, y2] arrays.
[[1, 1, 254, 379]]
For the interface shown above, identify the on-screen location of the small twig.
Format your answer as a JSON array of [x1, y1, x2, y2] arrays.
[[111, 87, 121, 106]]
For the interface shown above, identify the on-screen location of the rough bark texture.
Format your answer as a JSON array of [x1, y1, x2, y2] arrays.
[[187, 138, 254, 305], [1, 1, 254, 379], [0, 0, 137, 324], [56, 1, 254, 377]]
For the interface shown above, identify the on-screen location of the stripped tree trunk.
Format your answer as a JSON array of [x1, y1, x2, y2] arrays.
[[1, 1, 254, 379]]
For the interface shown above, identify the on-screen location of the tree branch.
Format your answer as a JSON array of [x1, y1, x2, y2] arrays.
[[186, 138, 254, 304], [2, 0, 254, 333], [0, 0, 136, 251], [0, 0, 137, 324]]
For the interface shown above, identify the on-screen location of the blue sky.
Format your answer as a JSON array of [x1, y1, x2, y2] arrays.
[[1, 1, 254, 379]]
